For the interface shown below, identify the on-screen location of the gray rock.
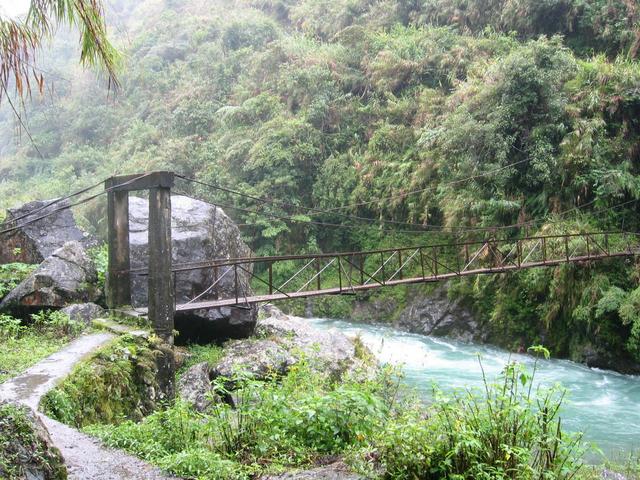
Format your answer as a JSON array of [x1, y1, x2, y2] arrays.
[[601, 470, 627, 480], [61, 303, 105, 325], [177, 362, 217, 412], [257, 306, 357, 376], [0, 198, 95, 265], [212, 339, 296, 380], [0, 241, 100, 313], [260, 461, 363, 479], [127, 195, 257, 341], [395, 286, 485, 343]]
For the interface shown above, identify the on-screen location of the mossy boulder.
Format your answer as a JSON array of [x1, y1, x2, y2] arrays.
[[0, 401, 67, 480], [41, 334, 173, 428]]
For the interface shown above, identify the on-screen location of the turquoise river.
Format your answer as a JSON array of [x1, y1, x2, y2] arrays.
[[309, 317, 640, 461]]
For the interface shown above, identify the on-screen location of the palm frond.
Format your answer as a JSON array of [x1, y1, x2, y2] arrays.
[[0, 0, 119, 100]]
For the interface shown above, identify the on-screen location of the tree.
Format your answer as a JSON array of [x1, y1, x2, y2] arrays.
[[0, 0, 119, 100]]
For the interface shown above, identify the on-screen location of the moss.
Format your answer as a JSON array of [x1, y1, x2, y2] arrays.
[[178, 344, 224, 378], [41, 334, 167, 428], [0, 402, 67, 479]]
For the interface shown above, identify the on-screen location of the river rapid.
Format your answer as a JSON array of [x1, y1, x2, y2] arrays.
[[309, 317, 640, 461]]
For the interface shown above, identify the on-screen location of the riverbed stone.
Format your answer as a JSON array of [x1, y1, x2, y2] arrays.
[[256, 306, 358, 376], [260, 461, 363, 479], [128, 195, 257, 341], [177, 362, 218, 412], [212, 339, 296, 380], [61, 302, 105, 325], [0, 241, 100, 314], [395, 286, 485, 343], [0, 198, 95, 265]]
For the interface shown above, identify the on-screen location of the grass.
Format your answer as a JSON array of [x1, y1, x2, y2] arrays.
[[0, 310, 85, 383], [79, 344, 595, 480], [0, 333, 69, 383], [178, 343, 225, 377]]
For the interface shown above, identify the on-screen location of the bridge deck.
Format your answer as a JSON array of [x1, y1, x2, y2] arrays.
[[126, 250, 636, 315]]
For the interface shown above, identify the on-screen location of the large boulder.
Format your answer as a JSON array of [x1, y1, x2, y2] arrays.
[[0, 401, 67, 480], [0, 198, 95, 265], [0, 241, 100, 314], [260, 461, 363, 479], [256, 306, 358, 376], [61, 302, 105, 326], [128, 195, 257, 341], [395, 286, 485, 343], [212, 339, 296, 380]]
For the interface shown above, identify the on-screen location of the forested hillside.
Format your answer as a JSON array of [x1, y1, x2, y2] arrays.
[[1, 0, 640, 369]]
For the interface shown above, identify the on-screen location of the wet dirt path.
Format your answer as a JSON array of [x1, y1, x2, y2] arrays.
[[0, 333, 180, 479]]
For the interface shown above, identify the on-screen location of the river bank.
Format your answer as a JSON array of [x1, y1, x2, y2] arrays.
[[308, 316, 640, 461]]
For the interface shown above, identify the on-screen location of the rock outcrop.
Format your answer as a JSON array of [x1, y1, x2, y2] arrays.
[[0, 401, 67, 480], [256, 305, 358, 376], [395, 286, 485, 343], [128, 195, 257, 341], [211, 339, 296, 380], [0, 198, 95, 265], [260, 461, 363, 479], [0, 241, 100, 314], [61, 302, 105, 325], [177, 362, 217, 412], [177, 306, 370, 410]]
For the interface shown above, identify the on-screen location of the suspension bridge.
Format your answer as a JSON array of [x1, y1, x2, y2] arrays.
[[1, 171, 638, 343]]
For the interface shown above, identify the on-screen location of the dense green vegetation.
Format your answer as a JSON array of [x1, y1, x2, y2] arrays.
[[0, 263, 86, 383], [79, 344, 595, 479], [41, 334, 166, 427], [0, 307, 83, 383], [0, 402, 67, 479], [0, 0, 639, 365]]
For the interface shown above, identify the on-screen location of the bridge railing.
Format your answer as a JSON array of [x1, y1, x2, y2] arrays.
[[126, 231, 638, 308]]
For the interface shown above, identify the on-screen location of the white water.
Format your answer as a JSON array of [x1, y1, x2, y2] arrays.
[[309, 318, 640, 460]]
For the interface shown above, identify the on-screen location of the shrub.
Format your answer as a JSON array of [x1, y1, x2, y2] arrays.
[[0, 314, 25, 338], [0, 263, 36, 299], [42, 335, 163, 427], [376, 346, 586, 479], [31, 310, 83, 337]]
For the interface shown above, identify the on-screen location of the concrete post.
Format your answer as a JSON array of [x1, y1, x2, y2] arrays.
[[106, 188, 131, 308], [148, 186, 175, 343], [105, 171, 176, 400]]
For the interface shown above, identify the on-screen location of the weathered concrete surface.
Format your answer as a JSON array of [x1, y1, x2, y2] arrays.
[[0, 198, 95, 264], [0, 334, 180, 480], [128, 195, 257, 341], [41, 416, 179, 480], [0, 241, 101, 314], [0, 333, 114, 410]]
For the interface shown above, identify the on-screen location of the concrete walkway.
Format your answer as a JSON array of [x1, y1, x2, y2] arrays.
[[0, 333, 180, 480]]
